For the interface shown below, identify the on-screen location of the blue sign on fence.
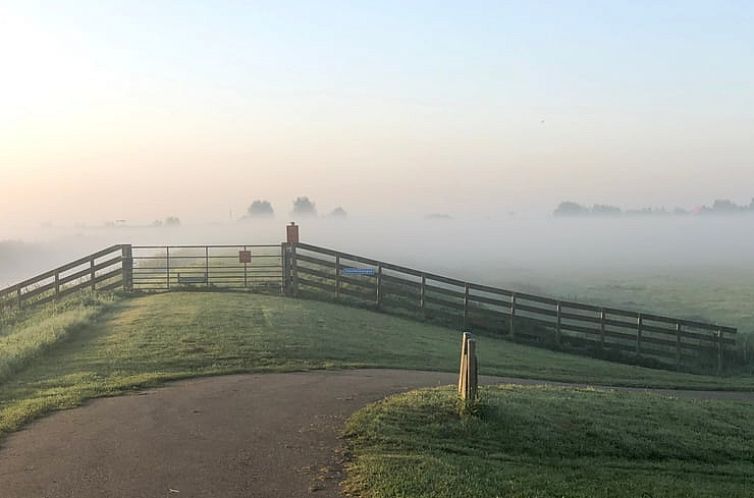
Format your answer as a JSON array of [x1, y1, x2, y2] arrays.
[[341, 267, 376, 276]]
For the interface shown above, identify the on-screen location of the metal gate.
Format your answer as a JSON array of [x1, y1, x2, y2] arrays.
[[131, 244, 283, 291]]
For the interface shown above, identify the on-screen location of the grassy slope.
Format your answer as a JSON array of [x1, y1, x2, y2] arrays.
[[0, 294, 115, 384], [2, 291, 754, 441], [344, 386, 754, 498]]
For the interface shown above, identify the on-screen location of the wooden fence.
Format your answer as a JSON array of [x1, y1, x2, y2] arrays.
[[0, 245, 129, 310], [287, 242, 737, 372], [0, 239, 739, 373]]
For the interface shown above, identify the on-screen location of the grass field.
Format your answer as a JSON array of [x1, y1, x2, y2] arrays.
[[2, 291, 754, 444], [492, 267, 754, 360], [344, 385, 754, 498]]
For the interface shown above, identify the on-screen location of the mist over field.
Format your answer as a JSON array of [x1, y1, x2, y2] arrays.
[[4, 214, 754, 289]]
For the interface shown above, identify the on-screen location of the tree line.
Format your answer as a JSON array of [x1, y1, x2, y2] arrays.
[[244, 197, 347, 219], [554, 198, 754, 217]]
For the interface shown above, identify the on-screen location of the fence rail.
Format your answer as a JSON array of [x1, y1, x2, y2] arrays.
[[0, 245, 128, 310], [289, 242, 737, 371]]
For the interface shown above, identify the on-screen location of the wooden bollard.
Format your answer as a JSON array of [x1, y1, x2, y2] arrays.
[[458, 332, 472, 396], [466, 338, 478, 401], [458, 332, 478, 402]]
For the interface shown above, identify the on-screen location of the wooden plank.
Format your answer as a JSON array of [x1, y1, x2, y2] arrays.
[[424, 283, 466, 300], [424, 295, 466, 312], [559, 299, 601, 312], [296, 265, 337, 281], [560, 322, 600, 336], [467, 282, 513, 296], [514, 291, 559, 306], [298, 277, 336, 293], [339, 274, 376, 290], [467, 293, 508, 307], [381, 273, 421, 289], [296, 253, 338, 269], [20, 281, 56, 300], [515, 303, 558, 318]]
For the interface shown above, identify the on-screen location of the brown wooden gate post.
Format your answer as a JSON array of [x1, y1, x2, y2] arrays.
[[281, 242, 290, 296]]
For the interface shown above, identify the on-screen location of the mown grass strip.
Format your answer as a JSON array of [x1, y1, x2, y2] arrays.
[[343, 385, 754, 498]]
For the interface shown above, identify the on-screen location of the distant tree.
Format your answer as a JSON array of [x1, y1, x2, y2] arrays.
[[591, 204, 622, 216], [553, 201, 589, 217], [291, 196, 317, 217], [164, 216, 181, 226], [152, 219, 163, 227], [247, 200, 274, 217], [329, 207, 347, 217], [712, 199, 741, 211]]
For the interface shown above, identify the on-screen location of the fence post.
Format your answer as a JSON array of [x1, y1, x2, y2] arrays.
[[166, 247, 171, 290], [463, 283, 470, 328], [675, 323, 682, 369], [335, 254, 341, 299], [121, 244, 133, 291], [280, 243, 290, 296], [555, 302, 562, 346], [90, 257, 96, 291], [243, 245, 248, 288], [420, 274, 426, 314], [509, 292, 517, 339], [599, 309, 606, 349], [636, 314, 643, 356], [16, 287, 22, 308], [291, 244, 299, 297], [717, 329, 723, 375], [376, 264, 383, 308], [205, 246, 210, 288], [54, 271, 61, 298]]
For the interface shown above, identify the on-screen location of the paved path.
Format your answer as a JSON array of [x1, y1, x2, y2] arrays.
[[1, 369, 753, 498]]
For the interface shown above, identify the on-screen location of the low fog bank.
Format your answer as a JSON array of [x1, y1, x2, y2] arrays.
[[2, 215, 754, 291]]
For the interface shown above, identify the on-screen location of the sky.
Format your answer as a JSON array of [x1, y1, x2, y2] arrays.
[[1, 0, 753, 226]]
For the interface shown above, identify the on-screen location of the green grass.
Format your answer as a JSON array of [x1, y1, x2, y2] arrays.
[[344, 385, 754, 497], [0, 293, 115, 384], [2, 291, 754, 443], [507, 267, 754, 353]]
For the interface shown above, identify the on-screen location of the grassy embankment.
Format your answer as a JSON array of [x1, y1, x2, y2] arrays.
[[2, 291, 754, 443], [344, 385, 754, 498]]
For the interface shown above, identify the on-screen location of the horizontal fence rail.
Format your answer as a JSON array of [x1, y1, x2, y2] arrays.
[[0, 244, 127, 310], [131, 244, 283, 292], [289, 242, 737, 372]]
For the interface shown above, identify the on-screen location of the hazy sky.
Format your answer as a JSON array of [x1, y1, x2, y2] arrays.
[[1, 0, 753, 225]]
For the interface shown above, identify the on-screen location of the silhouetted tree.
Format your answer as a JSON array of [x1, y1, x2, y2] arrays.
[[712, 199, 742, 212], [164, 216, 181, 226], [292, 197, 317, 217], [247, 200, 274, 217], [592, 204, 622, 216], [553, 201, 589, 217], [329, 207, 347, 217]]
